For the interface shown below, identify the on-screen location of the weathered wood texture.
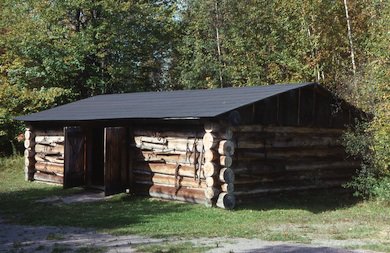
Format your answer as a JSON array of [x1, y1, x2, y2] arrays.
[[24, 128, 35, 181], [202, 123, 236, 209], [104, 127, 128, 196], [131, 127, 207, 203], [135, 184, 206, 204], [25, 128, 65, 184], [64, 127, 85, 188], [232, 125, 359, 201]]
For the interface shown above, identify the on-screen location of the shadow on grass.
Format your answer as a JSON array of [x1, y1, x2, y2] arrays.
[[235, 188, 361, 214], [1, 185, 360, 224], [0, 186, 195, 230]]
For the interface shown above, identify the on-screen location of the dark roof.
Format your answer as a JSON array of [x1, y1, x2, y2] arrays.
[[15, 82, 316, 122]]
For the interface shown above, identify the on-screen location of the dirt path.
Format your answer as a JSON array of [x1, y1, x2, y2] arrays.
[[0, 217, 381, 253]]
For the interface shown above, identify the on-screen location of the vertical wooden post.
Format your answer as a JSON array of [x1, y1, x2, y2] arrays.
[[104, 127, 128, 196], [128, 126, 135, 193], [297, 88, 301, 126]]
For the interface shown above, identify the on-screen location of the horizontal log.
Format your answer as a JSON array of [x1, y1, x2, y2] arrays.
[[24, 139, 34, 149], [133, 162, 203, 178], [134, 185, 205, 204], [24, 130, 34, 140], [205, 187, 221, 199], [216, 192, 235, 209], [135, 150, 198, 165], [133, 136, 203, 153], [235, 147, 345, 160], [233, 125, 344, 135], [33, 129, 64, 136], [234, 170, 355, 187], [233, 160, 358, 175], [203, 133, 218, 150], [206, 177, 217, 187], [35, 161, 64, 175], [133, 129, 203, 139], [219, 168, 235, 183], [204, 149, 218, 162], [35, 154, 64, 164], [25, 165, 34, 181], [236, 136, 340, 149], [286, 161, 360, 171], [34, 171, 63, 185], [35, 144, 64, 154], [221, 183, 234, 193], [234, 180, 347, 197], [204, 150, 233, 167], [24, 149, 35, 158], [218, 140, 235, 156], [204, 161, 219, 177], [134, 172, 205, 188], [35, 136, 64, 145], [24, 157, 35, 166]]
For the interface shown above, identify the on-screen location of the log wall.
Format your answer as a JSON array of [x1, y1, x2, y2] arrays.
[[131, 127, 207, 204], [24, 128, 64, 184], [232, 125, 358, 201], [23, 122, 357, 209], [130, 123, 236, 209]]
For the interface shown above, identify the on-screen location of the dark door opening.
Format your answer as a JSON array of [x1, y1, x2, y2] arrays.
[[65, 126, 129, 195], [86, 127, 105, 190]]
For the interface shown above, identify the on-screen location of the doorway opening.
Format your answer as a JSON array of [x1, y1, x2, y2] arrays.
[[86, 127, 104, 190], [64, 126, 129, 196]]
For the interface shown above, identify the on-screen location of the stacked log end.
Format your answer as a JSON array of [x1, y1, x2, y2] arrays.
[[32, 129, 65, 184], [24, 128, 36, 181], [203, 122, 236, 209]]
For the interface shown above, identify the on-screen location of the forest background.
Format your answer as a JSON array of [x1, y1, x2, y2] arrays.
[[0, 0, 388, 199]]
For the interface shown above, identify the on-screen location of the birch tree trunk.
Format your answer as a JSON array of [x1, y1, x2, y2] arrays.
[[343, 0, 357, 77], [214, 0, 224, 88]]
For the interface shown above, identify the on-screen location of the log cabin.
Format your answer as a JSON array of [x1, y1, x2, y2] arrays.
[[16, 82, 362, 209]]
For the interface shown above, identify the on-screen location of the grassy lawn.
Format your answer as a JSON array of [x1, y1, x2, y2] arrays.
[[1, 156, 390, 251]]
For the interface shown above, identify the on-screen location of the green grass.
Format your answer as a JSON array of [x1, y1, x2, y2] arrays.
[[1, 156, 390, 251]]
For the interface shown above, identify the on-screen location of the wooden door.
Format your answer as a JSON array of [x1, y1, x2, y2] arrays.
[[64, 127, 86, 188], [104, 127, 128, 196]]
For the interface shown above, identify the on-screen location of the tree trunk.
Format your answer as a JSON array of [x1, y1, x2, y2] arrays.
[[343, 0, 356, 77]]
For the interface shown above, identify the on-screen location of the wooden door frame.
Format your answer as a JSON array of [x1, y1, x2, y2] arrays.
[[104, 126, 129, 196], [63, 126, 86, 189]]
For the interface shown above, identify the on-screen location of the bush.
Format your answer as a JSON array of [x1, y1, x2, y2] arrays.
[[372, 177, 390, 203]]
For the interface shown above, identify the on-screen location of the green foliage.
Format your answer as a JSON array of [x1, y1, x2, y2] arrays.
[[174, 0, 371, 90], [0, 0, 178, 95], [0, 83, 74, 156], [0, 0, 178, 155], [342, 0, 390, 201]]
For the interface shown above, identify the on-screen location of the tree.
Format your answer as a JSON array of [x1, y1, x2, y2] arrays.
[[343, 0, 390, 200], [0, 0, 178, 97], [0, 0, 178, 155]]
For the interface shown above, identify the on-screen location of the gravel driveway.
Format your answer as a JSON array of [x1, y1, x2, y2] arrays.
[[0, 217, 381, 253]]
